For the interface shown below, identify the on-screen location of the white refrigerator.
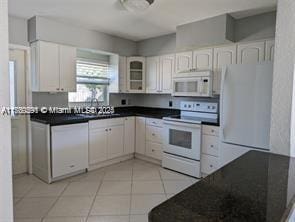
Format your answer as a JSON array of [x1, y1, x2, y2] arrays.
[[219, 62, 273, 167]]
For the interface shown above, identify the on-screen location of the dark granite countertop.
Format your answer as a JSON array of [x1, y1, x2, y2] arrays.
[[149, 151, 295, 222], [30, 106, 220, 126], [30, 106, 181, 126]]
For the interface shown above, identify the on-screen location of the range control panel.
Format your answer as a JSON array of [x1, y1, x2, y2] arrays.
[[180, 101, 218, 113]]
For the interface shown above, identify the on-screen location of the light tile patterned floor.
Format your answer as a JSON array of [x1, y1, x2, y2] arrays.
[[13, 159, 198, 222]]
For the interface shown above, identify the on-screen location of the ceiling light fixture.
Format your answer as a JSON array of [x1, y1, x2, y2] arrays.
[[121, 0, 155, 12]]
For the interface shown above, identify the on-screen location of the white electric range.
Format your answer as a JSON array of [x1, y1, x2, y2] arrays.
[[162, 101, 218, 178]]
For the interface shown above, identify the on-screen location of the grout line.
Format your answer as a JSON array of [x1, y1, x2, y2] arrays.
[[85, 170, 106, 222], [128, 160, 135, 222], [41, 181, 71, 221], [158, 167, 168, 199]]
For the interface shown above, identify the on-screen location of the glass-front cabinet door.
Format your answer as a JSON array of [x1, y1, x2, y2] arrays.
[[127, 57, 145, 93]]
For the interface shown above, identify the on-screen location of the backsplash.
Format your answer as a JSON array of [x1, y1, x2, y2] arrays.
[[109, 93, 219, 109], [32, 92, 69, 107]]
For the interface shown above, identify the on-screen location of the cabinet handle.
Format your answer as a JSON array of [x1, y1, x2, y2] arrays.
[[152, 149, 155, 152], [152, 122, 157, 124], [211, 130, 215, 133], [56, 88, 60, 90], [210, 165, 213, 168], [109, 128, 112, 131], [210, 145, 214, 148], [152, 133, 155, 136], [61, 88, 64, 91], [105, 129, 108, 132], [69, 165, 75, 168]]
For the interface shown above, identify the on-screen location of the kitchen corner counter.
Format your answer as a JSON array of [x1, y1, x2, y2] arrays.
[[149, 151, 295, 222]]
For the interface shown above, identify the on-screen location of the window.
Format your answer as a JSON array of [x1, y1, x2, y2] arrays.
[[69, 59, 110, 104]]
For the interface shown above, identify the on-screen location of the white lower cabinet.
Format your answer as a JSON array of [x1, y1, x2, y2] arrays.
[[108, 125, 124, 159], [201, 125, 220, 176], [124, 117, 135, 154], [146, 141, 162, 160], [135, 117, 146, 155], [89, 118, 124, 165], [51, 123, 89, 178], [201, 154, 219, 175], [89, 128, 108, 165]]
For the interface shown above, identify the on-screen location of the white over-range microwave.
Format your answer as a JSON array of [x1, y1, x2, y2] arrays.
[[172, 70, 213, 97]]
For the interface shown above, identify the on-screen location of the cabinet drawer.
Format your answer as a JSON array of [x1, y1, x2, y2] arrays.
[[202, 125, 219, 137], [146, 118, 163, 127], [146, 142, 162, 160], [201, 154, 219, 175], [89, 118, 124, 129], [146, 125, 163, 143], [202, 135, 219, 157]]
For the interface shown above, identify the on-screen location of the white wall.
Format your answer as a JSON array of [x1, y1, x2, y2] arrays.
[[28, 16, 137, 56], [0, 0, 14, 221], [270, 0, 295, 157], [8, 16, 29, 46]]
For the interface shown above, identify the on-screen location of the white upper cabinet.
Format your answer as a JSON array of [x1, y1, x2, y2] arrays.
[[31, 41, 77, 92], [127, 57, 146, 93], [213, 45, 237, 94], [265, 40, 275, 62], [175, 51, 193, 73], [146, 56, 160, 93], [119, 56, 127, 93], [59, 45, 77, 92], [192, 48, 213, 70], [160, 54, 175, 94], [237, 41, 265, 64], [146, 54, 175, 94]]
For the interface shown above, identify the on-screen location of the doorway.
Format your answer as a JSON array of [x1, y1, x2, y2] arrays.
[[9, 48, 28, 175]]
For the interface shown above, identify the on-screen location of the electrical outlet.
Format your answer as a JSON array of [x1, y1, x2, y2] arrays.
[[121, 99, 126, 105]]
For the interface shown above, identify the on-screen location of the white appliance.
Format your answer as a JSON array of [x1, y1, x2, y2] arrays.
[[172, 70, 213, 97], [163, 101, 218, 178], [220, 62, 273, 167]]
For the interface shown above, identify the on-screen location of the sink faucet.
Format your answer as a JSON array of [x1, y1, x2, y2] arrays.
[[90, 98, 100, 108]]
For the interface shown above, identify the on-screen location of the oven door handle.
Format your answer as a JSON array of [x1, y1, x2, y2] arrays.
[[163, 120, 201, 129]]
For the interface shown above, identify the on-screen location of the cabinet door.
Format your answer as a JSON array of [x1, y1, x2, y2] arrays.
[[265, 40, 275, 62], [108, 125, 124, 159], [175, 51, 193, 73], [237, 41, 265, 64], [51, 123, 88, 178], [124, 117, 135, 154], [38, 41, 60, 92], [193, 48, 213, 70], [160, 54, 174, 94], [135, 117, 146, 155], [213, 45, 237, 94], [127, 57, 146, 93], [119, 56, 127, 93], [89, 128, 108, 165], [59, 45, 77, 92], [146, 56, 160, 93]]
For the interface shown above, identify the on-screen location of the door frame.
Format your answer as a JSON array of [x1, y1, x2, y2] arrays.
[[9, 44, 33, 174]]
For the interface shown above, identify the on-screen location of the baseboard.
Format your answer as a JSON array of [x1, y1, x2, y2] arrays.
[[88, 154, 135, 171], [135, 153, 162, 166]]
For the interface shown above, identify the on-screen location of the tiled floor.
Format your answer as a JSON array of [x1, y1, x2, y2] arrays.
[[13, 159, 198, 222]]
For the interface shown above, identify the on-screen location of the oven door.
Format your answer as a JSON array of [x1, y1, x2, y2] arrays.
[[163, 120, 201, 161], [172, 77, 203, 97]]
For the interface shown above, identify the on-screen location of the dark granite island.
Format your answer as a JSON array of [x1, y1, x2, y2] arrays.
[[149, 151, 295, 222]]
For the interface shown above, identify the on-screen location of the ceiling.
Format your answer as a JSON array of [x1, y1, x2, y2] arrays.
[[8, 0, 277, 41]]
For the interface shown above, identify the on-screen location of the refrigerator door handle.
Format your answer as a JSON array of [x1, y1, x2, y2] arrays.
[[220, 67, 227, 141]]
